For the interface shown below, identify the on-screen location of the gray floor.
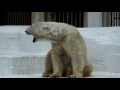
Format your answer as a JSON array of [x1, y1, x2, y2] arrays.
[[0, 71, 120, 78]]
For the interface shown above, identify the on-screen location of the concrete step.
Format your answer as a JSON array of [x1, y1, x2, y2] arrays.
[[0, 51, 45, 76], [0, 71, 120, 78], [1, 51, 120, 78], [0, 26, 51, 53], [1, 26, 120, 77]]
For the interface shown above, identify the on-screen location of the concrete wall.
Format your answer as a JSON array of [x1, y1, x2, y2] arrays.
[[0, 26, 51, 53], [31, 12, 44, 24], [85, 12, 103, 27], [31, 12, 103, 27], [0, 26, 120, 75], [78, 27, 120, 72]]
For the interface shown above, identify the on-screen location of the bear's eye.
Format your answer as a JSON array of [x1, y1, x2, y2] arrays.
[[44, 27, 49, 30], [31, 26, 33, 29]]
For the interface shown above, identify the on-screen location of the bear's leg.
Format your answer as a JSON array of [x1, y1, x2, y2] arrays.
[[69, 54, 84, 78], [83, 63, 93, 77], [49, 52, 63, 78], [62, 40, 85, 78], [42, 50, 53, 77]]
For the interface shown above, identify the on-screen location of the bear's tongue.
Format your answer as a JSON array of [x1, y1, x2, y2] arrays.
[[33, 37, 36, 43]]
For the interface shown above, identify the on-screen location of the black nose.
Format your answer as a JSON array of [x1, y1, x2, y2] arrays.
[[25, 31, 28, 34]]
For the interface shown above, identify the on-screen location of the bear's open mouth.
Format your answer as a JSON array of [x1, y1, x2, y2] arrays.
[[33, 37, 36, 43]]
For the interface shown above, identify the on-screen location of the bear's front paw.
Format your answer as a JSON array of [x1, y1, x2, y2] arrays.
[[69, 71, 82, 78], [49, 72, 62, 78], [42, 72, 52, 77]]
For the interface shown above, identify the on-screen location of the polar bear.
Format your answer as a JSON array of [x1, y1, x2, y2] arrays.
[[25, 22, 93, 78]]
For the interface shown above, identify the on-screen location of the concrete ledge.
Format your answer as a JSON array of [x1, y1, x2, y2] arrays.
[[78, 27, 120, 73], [0, 26, 120, 77], [0, 51, 45, 76], [0, 71, 120, 78]]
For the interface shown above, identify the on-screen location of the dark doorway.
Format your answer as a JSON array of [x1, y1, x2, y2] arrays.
[[0, 12, 31, 25], [44, 12, 84, 27], [0, 12, 6, 25], [0, 12, 84, 27]]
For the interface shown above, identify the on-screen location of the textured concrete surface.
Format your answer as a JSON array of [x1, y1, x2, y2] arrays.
[[0, 51, 45, 76], [0, 72, 120, 78], [87, 12, 102, 27], [0, 26, 120, 78], [78, 27, 120, 73]]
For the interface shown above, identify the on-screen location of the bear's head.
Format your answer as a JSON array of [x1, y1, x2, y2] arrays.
[[25, 22, 54, 43]]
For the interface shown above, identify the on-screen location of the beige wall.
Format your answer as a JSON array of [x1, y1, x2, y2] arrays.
[[31, 12, 44, 24], [31, 12, 102, 27], [83, 12, 102, 27]]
